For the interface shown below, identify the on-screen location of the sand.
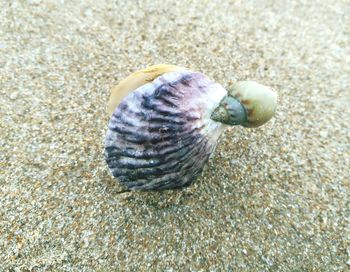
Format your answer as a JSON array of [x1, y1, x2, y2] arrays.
[[1, 0, 349, 270]]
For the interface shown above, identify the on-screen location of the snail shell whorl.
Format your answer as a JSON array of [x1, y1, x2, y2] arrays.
[[105, 71, 226, 190], [229, 81, 277, 128]]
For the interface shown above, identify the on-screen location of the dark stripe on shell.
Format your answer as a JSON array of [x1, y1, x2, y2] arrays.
[[105, 127, 203, 160], [106, 134, 206, 175]]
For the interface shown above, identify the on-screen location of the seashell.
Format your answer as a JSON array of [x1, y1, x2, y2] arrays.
[[105, 65, 277, 191]]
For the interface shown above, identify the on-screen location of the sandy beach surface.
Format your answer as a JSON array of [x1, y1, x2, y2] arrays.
[[1, 0, 349, 270]]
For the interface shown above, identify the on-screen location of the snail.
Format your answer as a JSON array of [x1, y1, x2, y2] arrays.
[[105, 64, 277, 191]]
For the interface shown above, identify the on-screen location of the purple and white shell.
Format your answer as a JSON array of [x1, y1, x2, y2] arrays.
[[105, 71, 227, 190]]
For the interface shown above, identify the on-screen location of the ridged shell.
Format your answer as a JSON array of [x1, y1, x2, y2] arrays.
[[107, 64, 186, 116], [105, 71, 227, 190]]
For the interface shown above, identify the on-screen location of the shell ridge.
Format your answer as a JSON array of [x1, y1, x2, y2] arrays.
[[106, 132, 205, 173]]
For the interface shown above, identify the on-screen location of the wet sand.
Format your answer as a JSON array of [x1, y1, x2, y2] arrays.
[[1, 0, 349, 270]]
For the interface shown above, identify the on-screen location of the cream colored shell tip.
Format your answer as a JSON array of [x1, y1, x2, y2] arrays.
[[228, 81, 277, 128], [105, 65, 277, 191]]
